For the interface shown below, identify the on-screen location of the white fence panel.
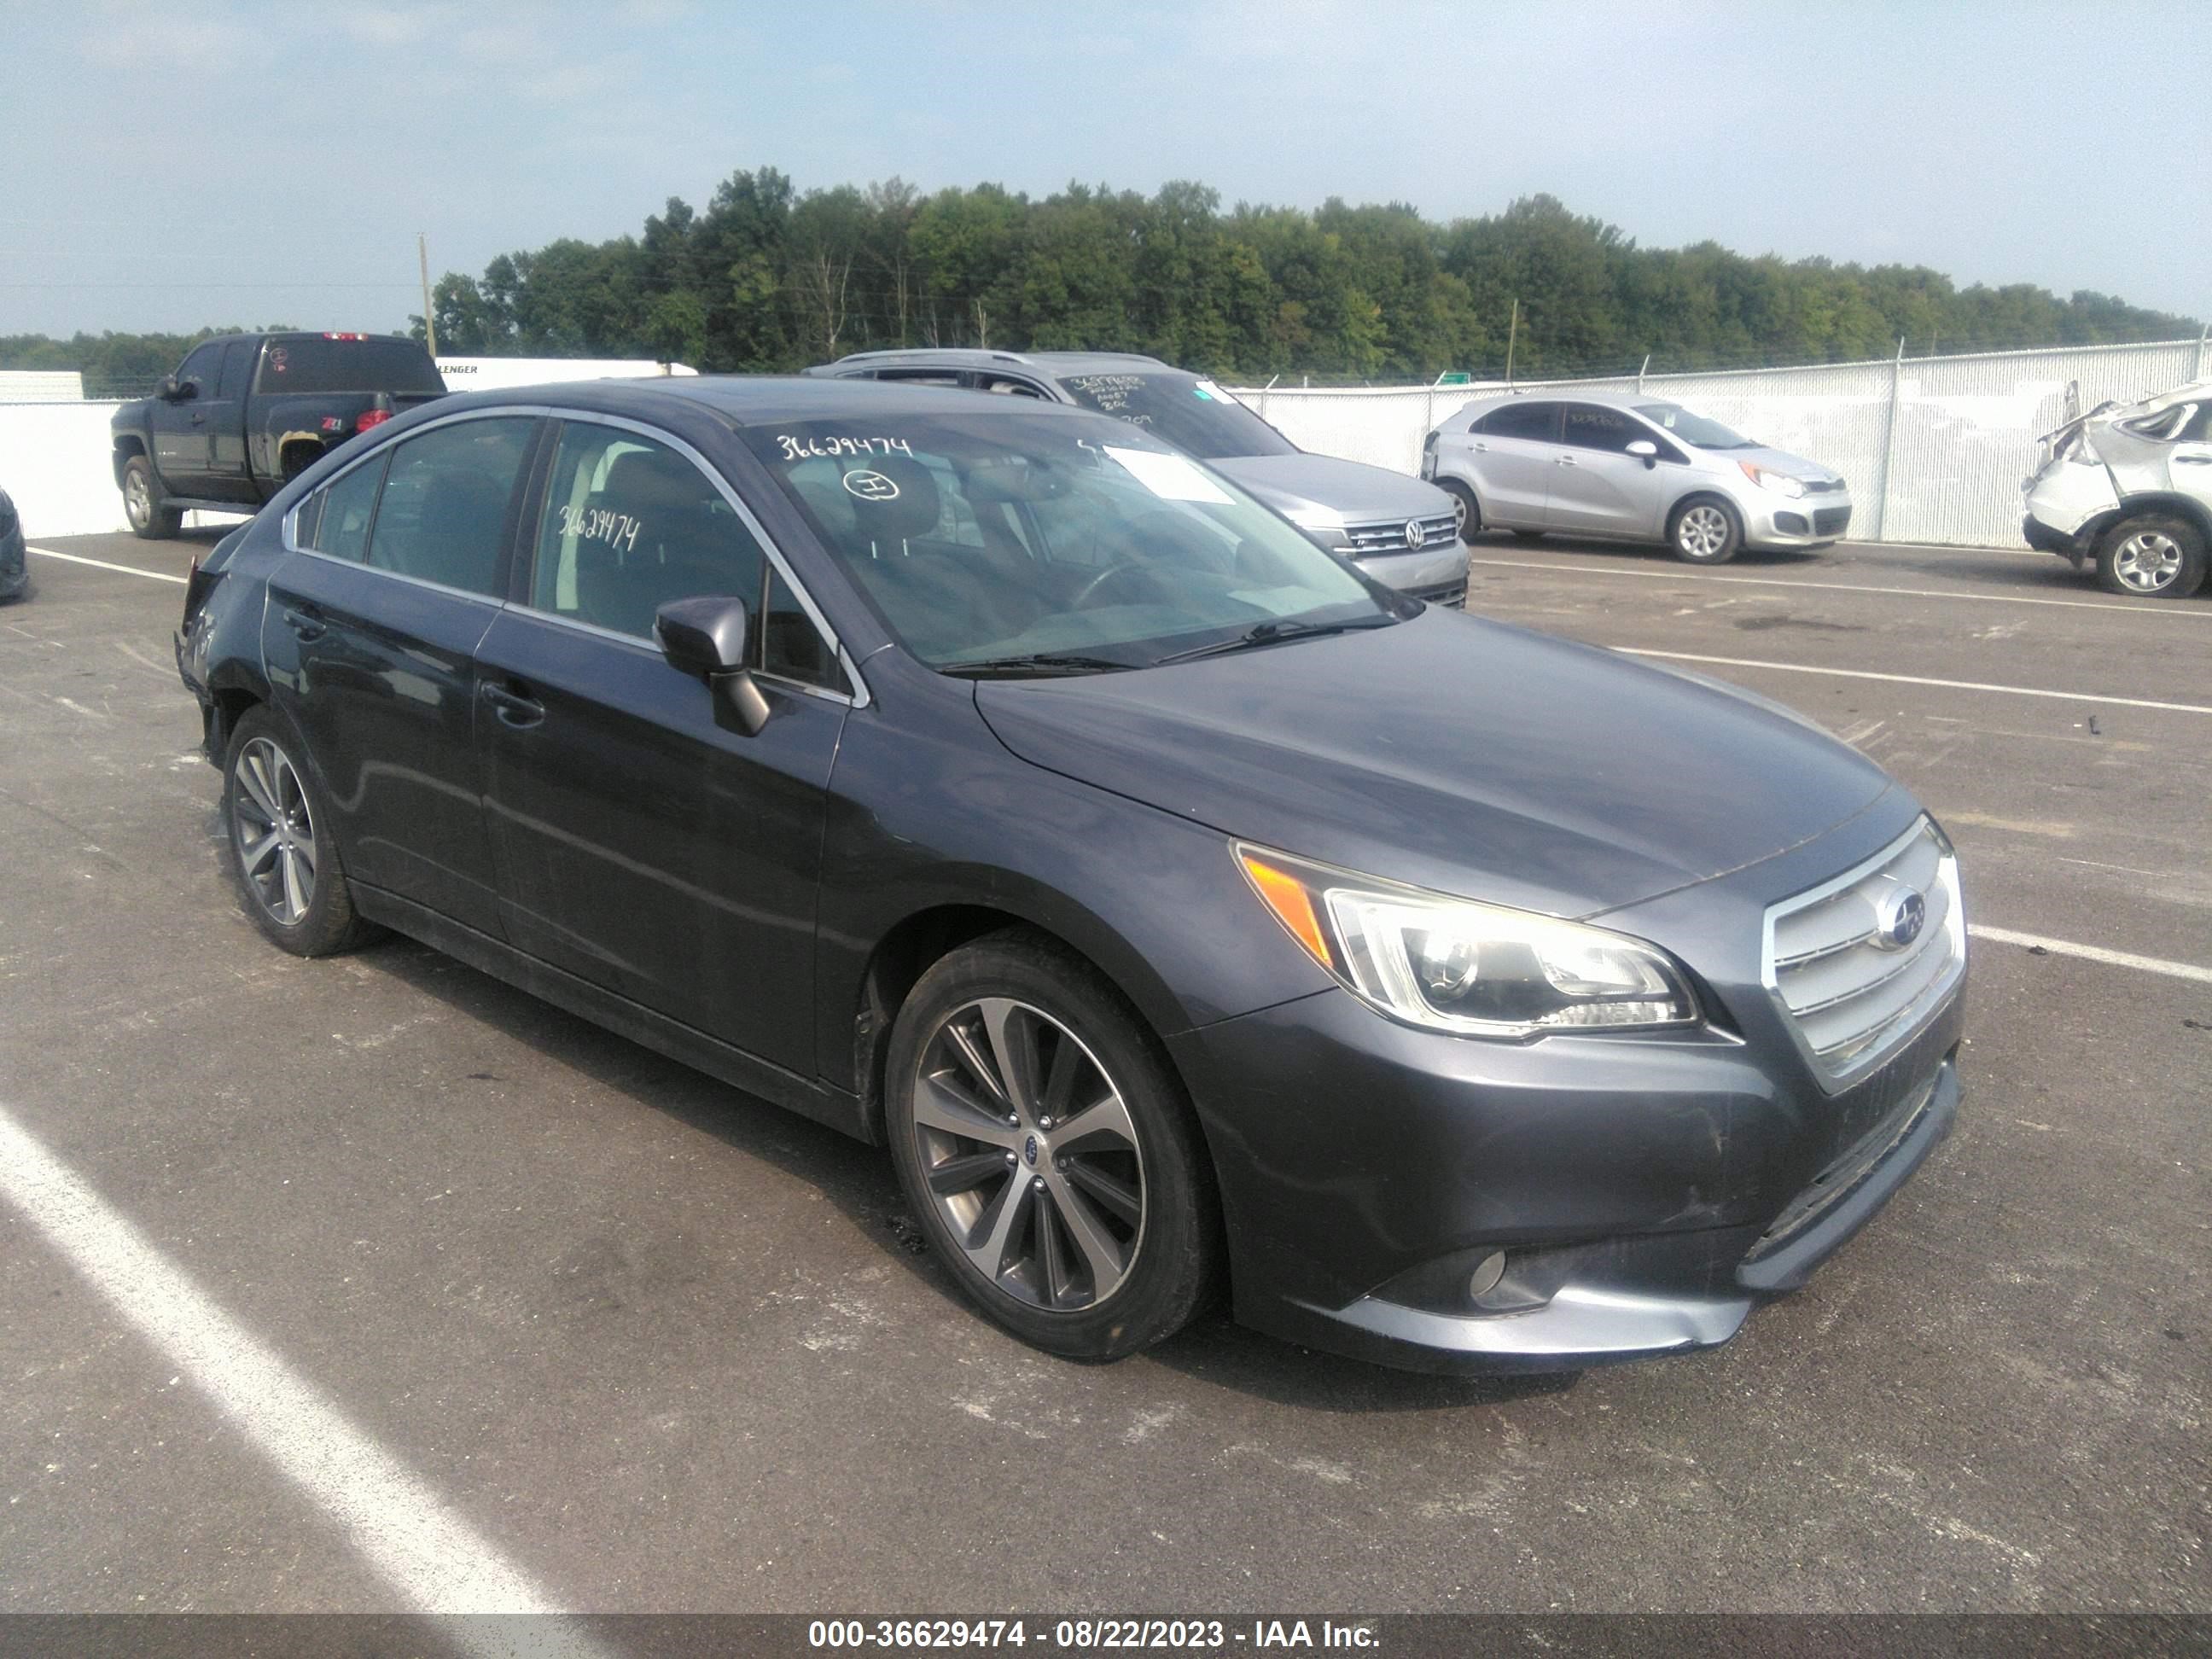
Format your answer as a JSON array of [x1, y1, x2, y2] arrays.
[[0, 401, 240, 538]]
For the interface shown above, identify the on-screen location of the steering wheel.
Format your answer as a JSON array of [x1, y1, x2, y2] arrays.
[[1070, 562, 1162, 608]]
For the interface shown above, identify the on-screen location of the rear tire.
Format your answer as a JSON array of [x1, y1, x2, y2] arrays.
[[2094, 514, 2205, 599], [1668, 497, 1743, 564], [221, 706, 377, 957], [122, 456, 182, 540], [884, 928, 1220, 1361], [1437, 479, 1481, 544]]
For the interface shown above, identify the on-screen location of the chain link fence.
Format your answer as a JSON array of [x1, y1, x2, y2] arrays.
[[1236, 335, 2212, 548]]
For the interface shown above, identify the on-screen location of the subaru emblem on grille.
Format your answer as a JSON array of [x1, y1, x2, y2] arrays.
[[1874, 888, 1926, 951], [1404, 519, 1425, 550]]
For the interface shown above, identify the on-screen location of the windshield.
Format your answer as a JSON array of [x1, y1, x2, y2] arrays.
[[1057, 372, 1298, 460], [1635, 402, 1758, 450], [255, 337, 445, 396], [743, 410, 1393, 672]]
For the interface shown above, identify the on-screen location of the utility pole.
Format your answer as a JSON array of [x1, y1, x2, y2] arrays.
[[1505, 298, 1520, 385], [417, 233, 438, 358]]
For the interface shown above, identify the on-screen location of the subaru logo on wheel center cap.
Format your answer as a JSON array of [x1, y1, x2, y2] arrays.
[[1404, 519, 1426, 550], [1022, 1133, 1039, 1167], [1873, 888, 1927, 951]]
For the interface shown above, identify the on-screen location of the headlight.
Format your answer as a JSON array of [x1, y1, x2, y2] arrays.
[[1237, 845, 1699, 1038], [1284, 505, 1345, 534], [1736, 462, 1805, 498]]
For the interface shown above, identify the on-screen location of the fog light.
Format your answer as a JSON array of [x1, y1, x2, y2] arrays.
[[1467, 1250, 1507, 1301]]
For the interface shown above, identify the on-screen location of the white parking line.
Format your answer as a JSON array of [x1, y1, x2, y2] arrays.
[[1616, 649, 2212, 714], [1466, 556, 2212, 618], [0, 1104, 603, 1641], [26, 545, 189, 585], [1969, 926, 2212, 987]]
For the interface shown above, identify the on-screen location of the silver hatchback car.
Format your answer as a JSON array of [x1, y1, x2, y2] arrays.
[[1423, 392, 1852, 564]]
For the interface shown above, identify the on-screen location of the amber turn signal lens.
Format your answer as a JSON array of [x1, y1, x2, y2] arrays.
[[1240, 853, 1331, 969]]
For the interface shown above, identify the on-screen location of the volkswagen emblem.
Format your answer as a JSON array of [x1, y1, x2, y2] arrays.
[[1873, 888, 1927, 951], [1022, 1133, 1039, 1168], [1404, 518, 1426, 550]]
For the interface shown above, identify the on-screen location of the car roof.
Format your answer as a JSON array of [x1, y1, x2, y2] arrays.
[[424, 373, 1100, 429], [806, 347, 1176, 380], [1463, 388, 1664, 413]]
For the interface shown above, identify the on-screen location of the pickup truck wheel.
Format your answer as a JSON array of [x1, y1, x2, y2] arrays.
[[123, 457, 182, 540], [2095, 515, 2206, 599]]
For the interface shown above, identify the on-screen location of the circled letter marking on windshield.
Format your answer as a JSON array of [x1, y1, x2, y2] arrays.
[[843, 469, 900, 501]]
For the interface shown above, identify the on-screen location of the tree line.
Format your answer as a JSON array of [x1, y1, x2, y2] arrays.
[[5, 174, 2197, 392], [412, 174, 2197, 380]]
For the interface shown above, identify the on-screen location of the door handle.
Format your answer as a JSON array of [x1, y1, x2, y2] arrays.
[[1470, 441, 1488, 452], [280, 608, 326, 642], [480, 683, 545, 727], [1557, 454, 1578, 466], [2174, 454, 2212, 464]]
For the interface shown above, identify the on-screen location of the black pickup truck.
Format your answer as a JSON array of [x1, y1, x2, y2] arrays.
[[112, 332, 445, 538]]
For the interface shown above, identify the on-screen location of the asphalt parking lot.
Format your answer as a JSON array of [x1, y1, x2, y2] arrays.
[[2, 527, 2206, 1618]]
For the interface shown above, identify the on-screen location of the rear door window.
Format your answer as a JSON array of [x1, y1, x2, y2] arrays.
[[363, 416, 535, 596], [215, 342, 255, 400], [1562, 404, 1645, 454], [1476, 401, 1562, 443]]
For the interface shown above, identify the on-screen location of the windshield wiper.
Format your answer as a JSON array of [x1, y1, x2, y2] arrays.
[[1153, 616, 1395, 666], [942, 653, 1134, 679]]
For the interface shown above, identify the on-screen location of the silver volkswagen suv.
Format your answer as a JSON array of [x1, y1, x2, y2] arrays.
[[1423, 392, 1852, 564], [807, 349, 1469, 601]]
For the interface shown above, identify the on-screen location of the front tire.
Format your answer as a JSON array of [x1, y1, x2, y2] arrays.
[[122, 456, 182, 540], [221, 706, 375, 957], [2094, 514, 2206, 599], [1668, 497, 1743, 564], [884, 930, 1219, 1360]]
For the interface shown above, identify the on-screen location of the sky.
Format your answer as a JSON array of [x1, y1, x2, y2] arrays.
[[3, 0, 2208, 341]]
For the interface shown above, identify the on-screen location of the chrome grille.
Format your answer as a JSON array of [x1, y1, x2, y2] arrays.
[[1764, 818, 1965, 1091], [1342, 514, 1457, 556], [1802, 478, 1844, 495]]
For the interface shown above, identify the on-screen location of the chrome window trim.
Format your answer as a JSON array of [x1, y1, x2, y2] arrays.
[[280, 402, 869, 707], [1759, 815, 1967, 1096]]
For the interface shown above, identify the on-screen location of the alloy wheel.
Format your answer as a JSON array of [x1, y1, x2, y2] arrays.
[[2112, 529, 2182, 593], [125, 469, 150, 529], [1678, 504, 1729, 559], [908, 997, 1145, 1311], [232, 737, 318, 925]]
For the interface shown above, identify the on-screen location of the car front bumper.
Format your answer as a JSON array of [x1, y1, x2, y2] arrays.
[[1173, 982, 1963, 1374], [1745, 492, 1855, 549]]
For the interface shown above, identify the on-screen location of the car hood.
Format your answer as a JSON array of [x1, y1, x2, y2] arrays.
[[1731, 445, 1845, 486], [1211, 453, 1455, 522], [975, 608, 1896, 918]]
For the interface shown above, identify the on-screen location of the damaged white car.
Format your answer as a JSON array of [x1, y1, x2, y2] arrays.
[[2023, 380, 2211, 598]]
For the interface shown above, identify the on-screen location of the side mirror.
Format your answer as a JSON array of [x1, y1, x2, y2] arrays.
[[655, 595, 770, 736], [160, 375, 187, 401], [1625, 439, 1658, 469]]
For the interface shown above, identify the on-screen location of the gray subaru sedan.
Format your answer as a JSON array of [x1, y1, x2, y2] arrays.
[[176, 375, 1962, 1375]]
